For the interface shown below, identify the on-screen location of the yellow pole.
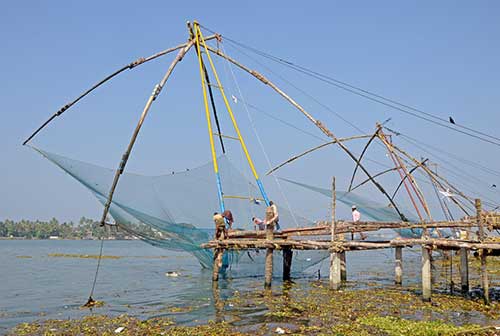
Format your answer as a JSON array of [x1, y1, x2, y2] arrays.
[[195, 22, 269, 204], [194, 24, 225, 212]]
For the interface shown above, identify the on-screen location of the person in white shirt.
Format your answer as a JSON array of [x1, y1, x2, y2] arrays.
[[269, 201, 280, 230], [351, 205, 367, 240]]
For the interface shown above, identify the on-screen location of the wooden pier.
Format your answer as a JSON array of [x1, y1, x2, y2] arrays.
[[203, 199, 499, 304]]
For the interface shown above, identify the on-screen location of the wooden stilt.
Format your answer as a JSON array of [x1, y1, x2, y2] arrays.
[[340, 251, 347, 281], [283, 248, 293, 281], [330, 252, 342, 290], [329, 176, 342, 289], [265, 247, 273, 288], [212, 248, 223, 282], [422, 245, 432, 301], [264, 209, 275, 289], [475, 199, 490, 305], [395, 247, 403, 285], [459, 247, 469, 294], [480, 250, 490, 305]]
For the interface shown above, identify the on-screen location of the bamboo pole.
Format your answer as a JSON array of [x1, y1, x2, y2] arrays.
[[22, 35, 217, 146], [266, 134, 372, 176], [207, 46, 407, 221], [387, 139, 473, 215], [99, 40, 195, 226], [347, 129, 380, 191]]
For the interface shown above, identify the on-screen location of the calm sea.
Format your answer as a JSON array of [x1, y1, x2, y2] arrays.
[[0, 239, 428, 333]]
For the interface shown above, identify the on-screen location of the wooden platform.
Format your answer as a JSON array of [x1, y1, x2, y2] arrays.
[[202, 199, 498, 304]]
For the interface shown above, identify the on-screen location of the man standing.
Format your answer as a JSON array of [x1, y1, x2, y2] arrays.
[[269, 201, 280, 231], [213, 212, 226, 240], [351, 205, 367, 240]]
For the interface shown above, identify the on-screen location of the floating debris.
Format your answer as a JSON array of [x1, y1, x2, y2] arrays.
[[48, 253, 121, 259], [165, 271, 180, 277]]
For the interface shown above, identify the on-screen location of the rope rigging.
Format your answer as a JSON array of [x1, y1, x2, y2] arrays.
[[199, 24, 500, 148]]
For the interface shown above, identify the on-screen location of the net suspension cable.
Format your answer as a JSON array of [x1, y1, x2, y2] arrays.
[[199, 24, 500, 148]]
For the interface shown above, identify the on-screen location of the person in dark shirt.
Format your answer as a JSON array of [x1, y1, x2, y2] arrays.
[[222, 210, 234, 230]]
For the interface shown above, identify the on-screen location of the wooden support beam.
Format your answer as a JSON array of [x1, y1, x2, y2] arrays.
[[395, 247, 403, 285], [480, 251, 490, 305], [283, 248, 293, 281], [330, 252, 342, 290], [422, 245, 432, 301], [340, 251, 347, 281], [212, 248, 223, 281], [476, 199, 490, 304], [459, 247, 469, 294], [264, 212, 274, 289]]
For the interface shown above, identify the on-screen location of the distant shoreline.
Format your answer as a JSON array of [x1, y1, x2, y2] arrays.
[[0, 237, 138, 241]]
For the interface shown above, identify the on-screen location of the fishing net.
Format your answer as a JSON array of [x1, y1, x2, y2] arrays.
[[32, 146, 327, 272], [33, 145, 424, 273]]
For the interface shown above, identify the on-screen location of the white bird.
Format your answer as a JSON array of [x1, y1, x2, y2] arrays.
[[439, 188, 458, 199], [231, 95, 238, 104]]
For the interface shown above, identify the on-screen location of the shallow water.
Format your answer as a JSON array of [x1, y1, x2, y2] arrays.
[[0, 240, 496, 334]]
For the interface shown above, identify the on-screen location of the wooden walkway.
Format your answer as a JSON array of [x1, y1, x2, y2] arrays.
[[202, 199, 499, 304]]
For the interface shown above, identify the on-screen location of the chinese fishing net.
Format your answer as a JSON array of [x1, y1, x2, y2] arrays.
[[32, 146, 421, 275]]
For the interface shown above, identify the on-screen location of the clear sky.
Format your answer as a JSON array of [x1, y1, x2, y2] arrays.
[[1, 1, 499, 222]]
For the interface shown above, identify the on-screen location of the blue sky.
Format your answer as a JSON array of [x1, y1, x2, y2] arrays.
[[1, 1, 499, 222]]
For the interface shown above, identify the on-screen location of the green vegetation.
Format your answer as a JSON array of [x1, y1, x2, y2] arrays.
[[10, 284, 499, 335], [0, 217, 156, 240]]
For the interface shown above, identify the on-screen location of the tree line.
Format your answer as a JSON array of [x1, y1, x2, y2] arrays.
[[0, 217, 141, 239]]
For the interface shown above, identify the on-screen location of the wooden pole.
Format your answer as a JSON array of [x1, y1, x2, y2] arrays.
[[459, 247, 469, 294], [395, 247, 403, 285], [207, 46, 407, 221], [329, 176, 342, 289], [264, 207, 274, 288], [476, 199, 490, 304], [421, 245, 432, 301], [22, 35, 217, 146], [282, 248, 292, 281], [212, 248, 223, 281], [267, 135, 372, 176], [340, 251, 347, 281], [330, 252, 342, 290], [99, 40, 195, 226]]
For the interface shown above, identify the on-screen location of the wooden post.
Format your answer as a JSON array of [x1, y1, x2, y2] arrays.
[[395, 247, 403, 285], [421, 245, 432, 301], [476, 199, 490, 304], [476, 199, 484, 241], [330, 252, 342, 290], [480, 251, 490, 305], [329, 176, 342, 289], [264, 206, 275, 288], [212, 248, 223, 282], [283, 248, 293, 281], [459, 247, 469, 294], [340, 251, 347, 281]]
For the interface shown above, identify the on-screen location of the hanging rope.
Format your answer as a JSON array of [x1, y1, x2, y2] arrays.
[[199, 25, 500, 148], [220, 42, 300, 227], [83, 234, 105, 307]]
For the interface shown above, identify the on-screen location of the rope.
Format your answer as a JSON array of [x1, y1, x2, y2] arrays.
[[220, 42, 300, 227], [84, 234, 105, 307], [198, 25, 500, 148]]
